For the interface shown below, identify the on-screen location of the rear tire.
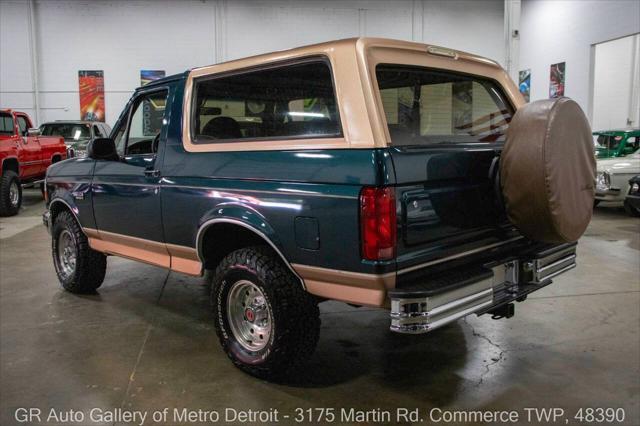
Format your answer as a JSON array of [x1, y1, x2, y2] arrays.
[[0, 171, 22, 217], [211, 246, 320, 380], [52, 211, 107, 293]]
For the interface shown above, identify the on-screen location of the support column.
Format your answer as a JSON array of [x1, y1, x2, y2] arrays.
[[27, 0, 40, 125], [214, 0, 227, 64], [411, 0, 424, 43], [627, 34, 640, 127], [358, 8, 367, 37], [504, 0, 521, 83]]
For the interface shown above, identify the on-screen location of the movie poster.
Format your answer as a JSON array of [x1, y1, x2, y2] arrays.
[[140, 70, 166, 135], [78, 70, 105, 122], [549, 62, 565, 98], [519, 69, 531, 102]]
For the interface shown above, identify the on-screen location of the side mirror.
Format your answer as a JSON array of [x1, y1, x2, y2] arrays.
[[87, 138, 119, 161], [27, 128, 40, 137]]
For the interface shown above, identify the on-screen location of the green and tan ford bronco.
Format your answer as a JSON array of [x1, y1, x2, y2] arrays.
[[43, 38, 596, 379]]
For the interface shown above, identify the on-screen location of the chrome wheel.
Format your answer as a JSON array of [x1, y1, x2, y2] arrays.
[[227, 280, 273, 351], [9, 181, 19, 207], [57, 230, 77, 279]]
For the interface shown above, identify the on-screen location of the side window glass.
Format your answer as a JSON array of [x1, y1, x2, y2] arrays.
[[192, 60, 341, 142], [16, 116, 28, 136], [93, 125, 104, 138], [625, 136, 638, 153], [125, 90, 168, 155]]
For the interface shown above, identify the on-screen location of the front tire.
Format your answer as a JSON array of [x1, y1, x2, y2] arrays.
[[0, 171, 22, 216], [211, 246, 320, 380], [52, 211, 107, 293]]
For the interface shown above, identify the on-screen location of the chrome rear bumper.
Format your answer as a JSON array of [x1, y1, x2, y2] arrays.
[[523, 244, 576, 284], [390, 279, 493, 333], [389, 243, 577, 334]]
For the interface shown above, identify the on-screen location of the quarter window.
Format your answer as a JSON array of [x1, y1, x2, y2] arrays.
[[192, 60, 341, 142], [376, 65, 514, 145]]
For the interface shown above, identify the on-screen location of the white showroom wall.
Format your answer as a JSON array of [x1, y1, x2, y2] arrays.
[[0, 0, 505, 127], [519, 0, 640, 124]]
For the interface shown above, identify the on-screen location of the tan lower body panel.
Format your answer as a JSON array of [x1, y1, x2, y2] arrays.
[[85, 228, 391, 305], [166, 243, 202, 276], [85, 228, 202, 276], [292, 263, 395, 307]]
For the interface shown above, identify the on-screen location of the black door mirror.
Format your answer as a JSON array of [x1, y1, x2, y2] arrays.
[[87, 138, 119, 161]]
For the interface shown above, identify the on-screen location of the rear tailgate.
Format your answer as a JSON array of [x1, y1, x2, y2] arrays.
[[390, 143, 518, 272]]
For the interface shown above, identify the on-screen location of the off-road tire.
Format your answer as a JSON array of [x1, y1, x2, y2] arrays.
[[211, 246, 320, 380], [624, 200, 640, 217], [0, 171, 22, 216], [52, 211, 107, 293]]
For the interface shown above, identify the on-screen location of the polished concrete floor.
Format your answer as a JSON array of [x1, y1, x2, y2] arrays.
[[1, 189, 639, 425]]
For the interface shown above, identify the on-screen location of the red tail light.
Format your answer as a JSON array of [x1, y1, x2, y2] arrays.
[[360, 186, 396, 261]]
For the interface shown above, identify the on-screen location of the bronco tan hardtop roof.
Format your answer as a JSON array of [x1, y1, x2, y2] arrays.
[[183, 37, 523, 152], [191, 37, 503, 73]]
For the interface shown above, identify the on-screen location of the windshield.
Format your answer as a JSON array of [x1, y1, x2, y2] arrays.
[[40, 123, 91, 140], [0, 113, 13, 135], [376, 65, 514, 145]]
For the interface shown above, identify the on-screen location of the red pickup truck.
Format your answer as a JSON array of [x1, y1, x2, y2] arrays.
[[0, 109, 67, 216]]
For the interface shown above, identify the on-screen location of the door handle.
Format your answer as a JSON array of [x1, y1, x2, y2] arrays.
[[144, 169, 160, 177]]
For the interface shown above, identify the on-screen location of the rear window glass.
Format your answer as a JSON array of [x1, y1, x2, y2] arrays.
[[192, 60, 341, 142], [0, 113, 13, 135], [376, 65, 514, 145]]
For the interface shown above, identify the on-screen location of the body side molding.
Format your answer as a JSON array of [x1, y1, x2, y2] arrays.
[[84, 228, 202, 275]]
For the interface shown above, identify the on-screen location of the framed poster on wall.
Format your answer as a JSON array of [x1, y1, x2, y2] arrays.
[[78, 70, 105, 122], [549, 62, 565, 98], [519, 69, 531, 102], [140, 70, 165, 86]]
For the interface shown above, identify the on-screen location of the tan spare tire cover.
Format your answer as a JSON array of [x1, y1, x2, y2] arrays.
[[500, 97, 595, 243]]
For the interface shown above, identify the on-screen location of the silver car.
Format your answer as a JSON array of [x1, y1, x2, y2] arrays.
[[595, 152, 640, 205], [39, 121, 112, 158]]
